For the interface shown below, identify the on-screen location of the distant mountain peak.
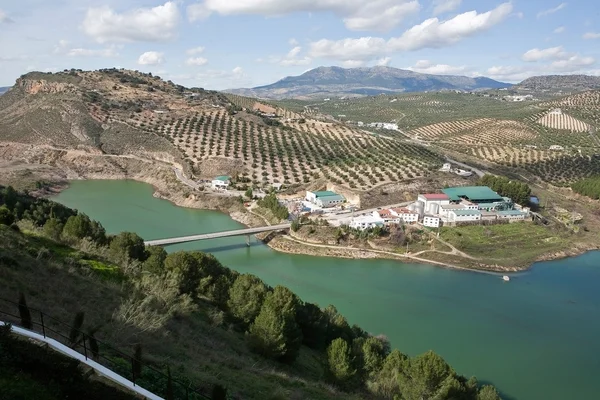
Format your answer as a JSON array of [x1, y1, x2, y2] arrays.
[[226, 65, 510, 100]]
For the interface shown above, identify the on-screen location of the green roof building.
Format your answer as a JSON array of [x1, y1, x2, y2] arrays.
[[442, 186, 504, 203], [306, 190, 345, 208]]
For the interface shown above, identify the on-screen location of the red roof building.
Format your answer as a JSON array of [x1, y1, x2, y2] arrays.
[[419, 193, 450, 201]]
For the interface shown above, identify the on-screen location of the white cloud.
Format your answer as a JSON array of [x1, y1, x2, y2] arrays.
[[375, 57, 391, 66], [341, 60, 364, 68], [185, 57, 208, 66], [407, 59, 467, 75], [138, 51, 164, 65], [309, 3, 513, 62], [187, 0, 420, 32], [550, 55, 595, 71], [486, 65, 532, 82], [537, 3, 567, 18], [270, 46, 312, 66], [83, 2, 180, 43], [0, 9, 14, 23], [289, 38, 299, 46], [583, 32, 600, 39], [67, 47, 119, 58], [432, 0, 462, 16], [186, 46, 205, 55], [522, 46, 566, 62], [553, 26, 565, 34]]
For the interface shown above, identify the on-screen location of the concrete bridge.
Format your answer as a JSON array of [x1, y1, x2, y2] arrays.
[[145, 223, 291, 246]]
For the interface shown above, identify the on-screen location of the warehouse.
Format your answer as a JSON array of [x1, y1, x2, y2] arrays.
[[442, 186, 504, 204], [306, 190, 345, 208]]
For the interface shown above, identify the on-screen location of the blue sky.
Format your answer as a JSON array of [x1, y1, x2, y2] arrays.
[[1, 1, 599, 89]]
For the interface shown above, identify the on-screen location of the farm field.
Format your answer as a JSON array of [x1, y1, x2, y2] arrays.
[[276, 91, 600, 186]]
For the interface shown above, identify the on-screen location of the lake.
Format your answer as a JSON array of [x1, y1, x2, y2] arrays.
[[53, 179, 600, 400]]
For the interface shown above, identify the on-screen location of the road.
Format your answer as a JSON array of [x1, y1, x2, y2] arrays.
[[172, 167, 264, 198], [444, 157, 486, 178], [145, 223, 292, 246]]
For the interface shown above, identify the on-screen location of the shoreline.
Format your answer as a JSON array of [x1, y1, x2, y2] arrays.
[[34, 173, 598, 274]]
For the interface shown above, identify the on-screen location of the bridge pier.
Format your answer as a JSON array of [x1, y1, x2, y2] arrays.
[[245, 234, 250, 247]]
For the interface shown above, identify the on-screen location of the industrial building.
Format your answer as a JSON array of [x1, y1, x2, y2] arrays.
[[350, 215, 384, 230], [306, 190, 345, 208]]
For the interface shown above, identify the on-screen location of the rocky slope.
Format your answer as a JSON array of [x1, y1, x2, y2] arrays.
[[516, 74, 600, 92], [0, 87, 9, 95], [226, 66, 510, 99]]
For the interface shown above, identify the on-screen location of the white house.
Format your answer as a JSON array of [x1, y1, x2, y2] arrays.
[[440, 163, 452, 172], [423, 215, 441, 228], [306, 191, 345, 208], [212, 175, 231, 189], [373, 210, 400, 225], [390, 208, 419, 223], [350, 215, 385, 230]]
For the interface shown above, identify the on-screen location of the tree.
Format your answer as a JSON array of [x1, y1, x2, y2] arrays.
[[164, 251, 202, 296], [0, 205, 14, 225], [211, 384, 227, 400], [43, 218, 63, 240], [245, 187, 253, 199], [143, 246, 167, 274], [110, 232, 147, 262], [397, 350, 455, 400], [1, 186, 17, 211], [291, 219, 300, 232], [18, 292, 33, 330], [368, 349, 408, 398], [248, 287, 303, 363], [88, 330, 100, 360], [62, 214, 92, 241], [296, 302, 327, 349], [227, 274, 269, 326], [323, 305, 353, 344], [327, 338, 356, 384], [361, 336, 389, 377], [165, 366, 174, 400], [478, 385, 502, 400]]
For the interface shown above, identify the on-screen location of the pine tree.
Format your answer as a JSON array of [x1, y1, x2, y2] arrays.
[[327, 338, 356, 384]]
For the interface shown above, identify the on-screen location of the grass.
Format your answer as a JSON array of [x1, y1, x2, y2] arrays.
[[439, 223, 570, 267]]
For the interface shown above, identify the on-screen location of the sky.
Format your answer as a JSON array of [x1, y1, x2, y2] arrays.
[[1, 0, 600, 90]]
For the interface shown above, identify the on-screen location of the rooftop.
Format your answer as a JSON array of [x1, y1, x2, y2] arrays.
[[498, 210, 527, 216], [317, 194, 345, 201], [311, 190, 340, 198], [391, 207, 415, 214], [214, 175, 231, 181], [452, 210, 482, 216], [420, 193, 450, 201], [442, 186, 504, 202]]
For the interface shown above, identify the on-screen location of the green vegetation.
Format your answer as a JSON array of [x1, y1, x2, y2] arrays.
[[572, 176, 600, 199], [440, 223, 569, 267], [0, 185, 502, 399], [257, 192, 289, 220], [478, 175, 532, 205]]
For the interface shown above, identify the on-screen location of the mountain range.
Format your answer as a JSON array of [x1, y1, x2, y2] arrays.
[[515, 74, 600, 91], [226, 66, 511, 99], [0, 87, 9, 95]]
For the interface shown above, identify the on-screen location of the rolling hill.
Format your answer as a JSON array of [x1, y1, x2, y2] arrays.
[[226, 66, 510, 99], [516, 74, 600, 92]]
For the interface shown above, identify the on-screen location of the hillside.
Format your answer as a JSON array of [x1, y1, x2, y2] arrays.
[[0, 87, 9, 95], [226, 66, 510, 99], [516, 74, 600, 92], [0, 186, 502, 400]]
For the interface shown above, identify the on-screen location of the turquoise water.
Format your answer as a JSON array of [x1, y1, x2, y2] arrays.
[[53, 180, 600, 400]]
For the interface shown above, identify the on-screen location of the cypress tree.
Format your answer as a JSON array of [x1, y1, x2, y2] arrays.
[[133, 344, 143, 380], [69, 311, 85, 347], [211, 384, 227, 400], [165, 366, 174, 400], [88, 329, 100, 360], [18, 292, 33, 330]]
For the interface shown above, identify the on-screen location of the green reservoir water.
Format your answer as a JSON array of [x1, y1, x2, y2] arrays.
[[53, 180, 600, 400]]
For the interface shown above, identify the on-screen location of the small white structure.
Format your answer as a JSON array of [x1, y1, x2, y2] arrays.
[[448, 209, 482, 223], [418, 194, 451, 212], [212, 175, 231, 189], [440, 163, 452, 172], [306, 191, 345, 208], [549, 145, 564, 151], [423, 215, 441, 228], [497, 210, 528, 221], [390, 208, 419, 223], [350, 215, 385, 230], [549, 108, 562, 115]]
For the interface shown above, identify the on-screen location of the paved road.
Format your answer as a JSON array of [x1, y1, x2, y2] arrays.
[[145, 223, 292, 246], [444, 157, 486, 178]]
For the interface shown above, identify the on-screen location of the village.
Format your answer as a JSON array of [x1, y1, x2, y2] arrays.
[[204, 174, 532, 231]]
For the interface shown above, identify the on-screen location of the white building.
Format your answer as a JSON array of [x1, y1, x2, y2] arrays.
[[373, 210, 400, 225], [497, 210, 528, 221], [390, 208, 419, 223], [448, 209, 482, 223], [306, 191, 345, 208], [417, 193, 450, 216], [423, 215, 441, 228], [212, 175, 231, 189], [440, 163, 452, 172], [350, 215, 385, 230]]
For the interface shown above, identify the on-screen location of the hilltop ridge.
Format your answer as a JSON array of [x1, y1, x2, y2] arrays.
[[226, 66, 510, 99]]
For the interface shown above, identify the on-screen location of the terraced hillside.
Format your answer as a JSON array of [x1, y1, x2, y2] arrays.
[[0, 70, 444, 193], [277, 91, 600, 185]]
